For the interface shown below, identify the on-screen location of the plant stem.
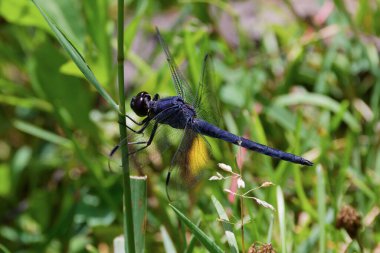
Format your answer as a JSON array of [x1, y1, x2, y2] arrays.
[[240, 196, 245, 253], [117, 0, 135, 252]]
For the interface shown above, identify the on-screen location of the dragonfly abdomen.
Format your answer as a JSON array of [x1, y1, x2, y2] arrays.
[[240, 137, 313, 166], [194, 119, 313, 166]]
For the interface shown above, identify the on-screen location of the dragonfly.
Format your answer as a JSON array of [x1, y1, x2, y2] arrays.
[[117, 28, 313, 200]]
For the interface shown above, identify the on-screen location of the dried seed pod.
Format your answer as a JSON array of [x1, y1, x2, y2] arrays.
[[336, 205, 362, 239]]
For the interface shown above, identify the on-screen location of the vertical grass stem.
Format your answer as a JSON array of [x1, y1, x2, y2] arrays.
[[117, 0, 135, 252]]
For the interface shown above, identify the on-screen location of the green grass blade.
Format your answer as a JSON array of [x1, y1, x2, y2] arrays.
[[131, 176, 147, 252], [267, 214, 275, 243], [316, 165, 326, 253], [211, 195, 239, 253], [31, 0, 119, 112], [292, 115, 318, 219], [160, 226, 177, 253], [169, 204, 224, 253], [276, 186, 287, 253], [13, 120, 71, 148], [184, 233, 197, 253], [330, 100, 350, 132], [275, 93, 361, 132], [0, 94, 52, 112], [115, 0, 135, 252], [0, 243, 11, 253]]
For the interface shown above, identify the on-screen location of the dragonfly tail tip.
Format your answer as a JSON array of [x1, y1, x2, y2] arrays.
[[304, 159, 314, 166]]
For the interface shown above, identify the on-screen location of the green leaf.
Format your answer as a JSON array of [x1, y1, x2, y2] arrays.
[[27, 41, 97, 135], [160, 226, 177, 253], [276, 186, 287, 253], [11, 146, 32, 190], [13, 120, 71, 148], [274, 93, 361, 132], [130, 176, 147, 253], [0, 0, 48, 30], [0, 243, 11, 253], [108, 177, 147, 252], [31, 0, 119, 112], [316, 165, 326, 253], [0, 164, 11, 197], [83, 0, 112, 85], [33, 0, 86, 52], [0, 94, 52, 112], [169, 204, 224, 253], [211, 196, 239, 253]]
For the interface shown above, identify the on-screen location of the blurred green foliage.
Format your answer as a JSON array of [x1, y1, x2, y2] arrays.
[[1, 0, 380, 252]]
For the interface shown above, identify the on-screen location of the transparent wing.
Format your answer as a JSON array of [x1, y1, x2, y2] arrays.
[[194, 54, 221, 127], [156, 28, 196, 104], [166, 127, 211, 202]]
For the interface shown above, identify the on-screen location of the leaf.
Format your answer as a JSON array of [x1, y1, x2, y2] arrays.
[[160, 226, 177, 253], [0, 0, 48, 30], [0, 164, 11, 197], [211, 196, 239, 253], [274, 93, 361, 132], [0, 244, 11, 253], [130, 176, 147, 253], [169, 204, 224, 253], [13, 120, 71, 148], [316, 165, 326, 251], [276, 186, 287, 253], [27, 41, 97, 135], [33, 0, 86, 52], [32, 0, 119, 112], [0, 94, 52, 112]]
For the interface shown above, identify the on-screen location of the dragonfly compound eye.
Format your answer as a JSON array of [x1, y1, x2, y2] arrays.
[[131, 91, 151, 117]]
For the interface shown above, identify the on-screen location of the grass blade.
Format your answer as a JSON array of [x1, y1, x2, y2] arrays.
[[31, 0, 119, 112], [160, 226, 177, 253], [275, 93, 361, 132], [112, 176, 147, 253], [276, 186, 287, 253], [13, 120, 71, 148], [169, 204, 224, 253], [0, 244, 11, 253], [316, 165, 326, 253], [211, 195, 239, 253], [131, 176, 147, 252], [115, 1, 135, 253]]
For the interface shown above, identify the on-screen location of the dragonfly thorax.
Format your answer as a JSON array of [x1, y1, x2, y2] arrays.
[[148, 96, 197, 130]]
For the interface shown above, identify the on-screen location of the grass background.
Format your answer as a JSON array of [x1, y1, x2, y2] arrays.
[[1, 0, 379, 252]]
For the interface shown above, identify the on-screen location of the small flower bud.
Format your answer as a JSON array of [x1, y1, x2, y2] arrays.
[[217, 163, 233, 173], [237, 177, 246, 189]]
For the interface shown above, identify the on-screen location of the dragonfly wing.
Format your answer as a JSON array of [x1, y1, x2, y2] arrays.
[[166, 126, 211, 202], [194, 54, 221, 127], [156, 28, 196, 104]]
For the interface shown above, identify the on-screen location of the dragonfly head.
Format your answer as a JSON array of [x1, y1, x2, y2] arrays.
[[131, 91, 152, 117]]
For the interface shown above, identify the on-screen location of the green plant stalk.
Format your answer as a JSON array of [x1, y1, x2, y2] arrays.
[[316, 165, 326, 253], [240, 196, 245, 253], [117, 0, 135, 252]]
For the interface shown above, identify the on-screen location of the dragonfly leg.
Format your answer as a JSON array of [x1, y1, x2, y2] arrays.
[[127, 122, 158, 155], [110, 118, 152, 159], [119, 117, 152, 134], [124, 114, 149, 126], [118, 119, 142, 133]]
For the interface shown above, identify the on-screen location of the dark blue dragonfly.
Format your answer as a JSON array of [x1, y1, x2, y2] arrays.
[[119, 28, 313, 200]]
